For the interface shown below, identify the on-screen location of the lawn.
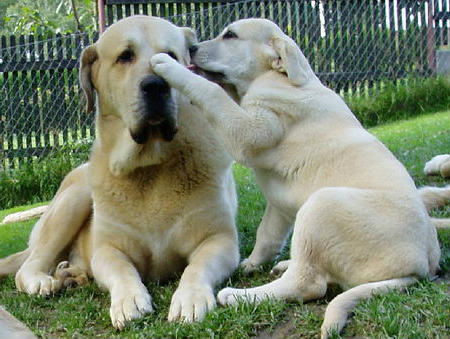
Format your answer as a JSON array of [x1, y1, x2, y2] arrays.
[[0, 110, 449, 339]]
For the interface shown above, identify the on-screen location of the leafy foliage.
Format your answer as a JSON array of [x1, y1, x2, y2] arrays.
[[1, 0, 96, 36]]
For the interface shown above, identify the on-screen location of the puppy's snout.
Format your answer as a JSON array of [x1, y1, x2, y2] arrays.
[[140, 75, 170, 97], [189, 45, 198, 57]]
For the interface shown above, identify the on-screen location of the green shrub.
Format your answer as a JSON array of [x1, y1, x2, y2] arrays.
[[0, 139, 91, 209], [347, 76, 450, 128]]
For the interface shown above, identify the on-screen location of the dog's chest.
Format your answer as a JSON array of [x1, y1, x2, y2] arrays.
[[90, 151, 215, 236], [93, 175, 182, 226]]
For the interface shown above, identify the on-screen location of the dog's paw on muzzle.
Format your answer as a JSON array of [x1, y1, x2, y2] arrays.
[[130, 75, 178, 144]]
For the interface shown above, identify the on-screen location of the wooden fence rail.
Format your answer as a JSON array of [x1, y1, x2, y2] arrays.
[[1, 0, 449, 169]]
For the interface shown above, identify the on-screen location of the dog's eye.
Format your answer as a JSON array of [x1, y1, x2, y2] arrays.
[[117, 49, 134, 63], [165, 51, 178, 61], [222, 31, 238, 40]]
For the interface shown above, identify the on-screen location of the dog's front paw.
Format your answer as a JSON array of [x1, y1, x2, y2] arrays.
[[270, 259, 290, 276], [15, 266, 62, 296], [217, 287, 243, 306], [151, 53, 187, 87], [240, 258, 263, 274], [168, 284, 216, 322], [109, 285, 153, 329]]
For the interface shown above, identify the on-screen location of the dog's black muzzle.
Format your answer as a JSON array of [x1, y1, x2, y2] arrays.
[[130, 75, 178, 144]]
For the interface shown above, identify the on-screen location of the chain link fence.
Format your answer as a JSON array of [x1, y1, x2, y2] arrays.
[[1, 0, 449, 171], [0, 33, 96, 170]]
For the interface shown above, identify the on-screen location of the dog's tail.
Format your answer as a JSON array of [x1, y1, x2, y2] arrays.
[[0, 248, 30, 279], [418, 185, 450, 229], [320, 277, 416, 339]]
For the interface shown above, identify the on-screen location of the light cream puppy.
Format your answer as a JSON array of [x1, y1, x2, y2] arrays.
[[0, 16, 239, 329], [150, 19, 441, 338]]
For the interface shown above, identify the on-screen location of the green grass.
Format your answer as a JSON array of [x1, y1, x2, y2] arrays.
[[369, 110, 449, 187], [345, 280, 450, 338], [0, 220, 35, 259], [0, 110, 449, 338]]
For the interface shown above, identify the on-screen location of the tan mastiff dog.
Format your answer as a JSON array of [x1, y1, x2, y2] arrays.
[[0, 16, 239, 329], [150, 18, 442, 338]]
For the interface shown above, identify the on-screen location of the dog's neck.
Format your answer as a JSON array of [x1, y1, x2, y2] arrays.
[[229, 77, 258, 101], [93, 113, 169, 177]]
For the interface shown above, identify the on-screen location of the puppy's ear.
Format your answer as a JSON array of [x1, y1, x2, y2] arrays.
[[270, 34, 310, 86], [79, 45, 98, 113], [181, 27, 198, 64], [182, 27, 198, 47]]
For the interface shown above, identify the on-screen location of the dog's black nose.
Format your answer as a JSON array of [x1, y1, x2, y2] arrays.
[[189, 45, 198, 56], [140, 75, 170, 96]]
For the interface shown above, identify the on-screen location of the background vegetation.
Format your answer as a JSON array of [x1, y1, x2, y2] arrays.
[[348, 76, 450, 128], [0, 140, 91, 209], [0, 0, 96, 36]]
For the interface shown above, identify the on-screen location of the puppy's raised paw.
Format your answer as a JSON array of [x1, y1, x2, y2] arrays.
[[151, 53, 190, 90], [151, 52, 176, 68]]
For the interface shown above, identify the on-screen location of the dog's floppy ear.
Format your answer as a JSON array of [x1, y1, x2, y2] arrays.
[[270, 34, 310, 86], [79, 45, 98, 113], [181, 27, 198, 64]]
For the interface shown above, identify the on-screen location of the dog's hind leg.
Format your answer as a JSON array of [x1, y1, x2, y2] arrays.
[[0, 248, 31, 279], [54, 261, 89, 288], [15, 164, 92, 296]]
